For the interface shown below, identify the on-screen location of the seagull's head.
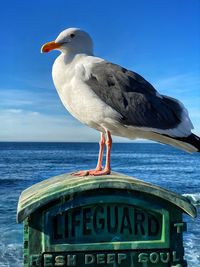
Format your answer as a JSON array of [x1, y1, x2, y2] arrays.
[[41, 28, 93, 55]]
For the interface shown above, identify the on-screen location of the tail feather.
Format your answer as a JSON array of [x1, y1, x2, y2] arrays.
[[122, 127, 199, 152], [174, 133, 200, 152]]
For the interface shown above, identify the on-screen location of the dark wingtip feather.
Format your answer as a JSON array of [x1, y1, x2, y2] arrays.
[[175, 133, 200, 152]]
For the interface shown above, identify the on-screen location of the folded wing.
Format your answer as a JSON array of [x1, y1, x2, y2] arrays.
[[86, 61, 193, 137]]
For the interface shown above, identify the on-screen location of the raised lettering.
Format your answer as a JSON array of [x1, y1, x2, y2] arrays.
[[93, 206, 105, 233], [138, 253, 148, 263], [118, 253, 127, 264], [83, 207, 92, 235], [71, 209, 80, 237], [85, 254, 95, 264], [174, 223, 185, 234], [149, 252, 159, 263], [44, 254, 53, 267], [107, 206, 118, 234], [67, 255, 77, 266], [160, 252, 170, 263], [55, 255, 65, 266], [50, 204, 162, 242], [172, 251, 180, 262], [107, 254, 116, 264], [31, 255, 39, 266], [134, 210, 145, 235], [120, 207, 132, 234], [97, 254, 105, 264]]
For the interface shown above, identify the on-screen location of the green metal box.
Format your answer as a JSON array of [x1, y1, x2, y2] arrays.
[[17, 172, 196, 267]]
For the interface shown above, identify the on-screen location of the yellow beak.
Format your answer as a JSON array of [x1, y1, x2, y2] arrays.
[[41, 41, 62, 53]]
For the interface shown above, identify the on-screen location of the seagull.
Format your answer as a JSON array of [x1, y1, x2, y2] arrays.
[[41, 28, 200, 176]]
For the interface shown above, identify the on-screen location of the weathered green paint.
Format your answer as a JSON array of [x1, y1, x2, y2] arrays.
[[17, 172, 196, 267], [17, 172, 196, 222]]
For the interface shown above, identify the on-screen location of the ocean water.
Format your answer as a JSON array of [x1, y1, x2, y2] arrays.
[[0, 142, 199, 267]]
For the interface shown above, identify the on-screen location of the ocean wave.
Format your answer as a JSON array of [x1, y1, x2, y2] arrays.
[[183, 193, 200, 206], [184, 233, 200, 266], [0, 243, 22, 267], [0, 178, 27, 186]]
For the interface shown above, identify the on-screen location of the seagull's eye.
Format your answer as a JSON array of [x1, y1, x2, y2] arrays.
[[70, 33, 75, 38]]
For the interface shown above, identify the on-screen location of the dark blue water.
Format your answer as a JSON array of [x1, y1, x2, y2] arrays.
[[0, 142, 199, 266]]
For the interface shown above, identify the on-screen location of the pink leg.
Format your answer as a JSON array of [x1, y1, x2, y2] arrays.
[[91, 131, 112, 176], [95, 133, 106, 171], [73, 131, 112, 176], [73, 133, 106, 176]]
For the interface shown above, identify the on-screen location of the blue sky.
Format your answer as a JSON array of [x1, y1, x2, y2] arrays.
[[0, 0, 199, 141]]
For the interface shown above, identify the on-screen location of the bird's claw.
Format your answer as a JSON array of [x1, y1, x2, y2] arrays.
[[72, 170, 89, 176], [72, 168, 110, 177], [90, 169, 111, 176]]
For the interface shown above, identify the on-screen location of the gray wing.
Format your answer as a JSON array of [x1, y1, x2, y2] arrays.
[[85, 61, 183, 130]]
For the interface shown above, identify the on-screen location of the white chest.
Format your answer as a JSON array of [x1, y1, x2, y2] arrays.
[[52, 55, 119, 129]]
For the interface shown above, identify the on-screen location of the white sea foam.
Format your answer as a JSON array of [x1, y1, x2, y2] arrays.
[[0, 243, 22, 267], [183, 193, 200, 206], [184, 233, 200, 267]]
